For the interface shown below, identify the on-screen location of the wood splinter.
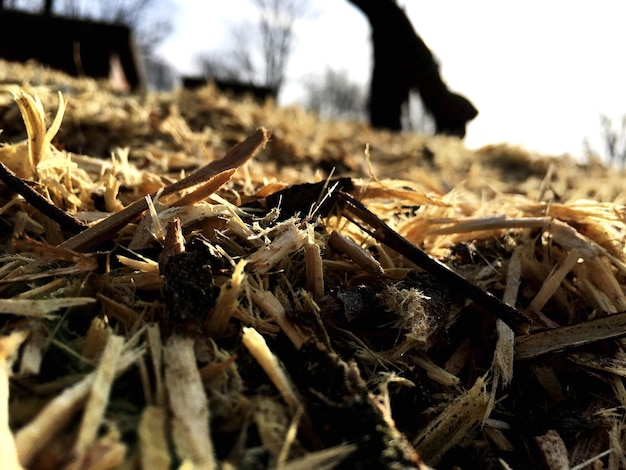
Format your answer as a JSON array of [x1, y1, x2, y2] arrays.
[[59, 127, 271, 252]]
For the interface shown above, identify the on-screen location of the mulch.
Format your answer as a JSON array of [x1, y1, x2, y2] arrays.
[[1, 59, 626, 469]]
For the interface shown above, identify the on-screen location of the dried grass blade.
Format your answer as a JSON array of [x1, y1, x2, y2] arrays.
[[44, 91, 66, 147], [568, 352, 626, 377], [11, 89, 46, 172], [427, 216, 548, 235]]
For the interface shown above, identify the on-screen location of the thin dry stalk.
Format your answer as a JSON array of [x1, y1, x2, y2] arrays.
[[63, 435, 126, 470], [338, 192, 533, 333], [529, 249, 581, 313], [164, 334, 216, 470], [516, 311, 626, 360], [250, 289, 308, 349], [241, 327, 301, 413], [206, 260, 247, 337], [171, 169, 235, 207], [0, 161, 87, 233], [73, 334, 125, 457], [278, 444, 358, 470], [96, 294, 141, 330], [304, 239, 324, 300], [146, 325, 165, 407], [328, 230, 384, 277], [138, 406, 171, 470], [494, 247, 522, 387]]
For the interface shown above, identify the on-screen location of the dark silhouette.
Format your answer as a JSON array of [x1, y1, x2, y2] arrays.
[[348, 0, 478, 137], [0, 9, 144, 89]]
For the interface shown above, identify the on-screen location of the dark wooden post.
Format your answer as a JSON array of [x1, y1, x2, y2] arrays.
[[347, 0, 478, 137], [43, 0, 54, 15]]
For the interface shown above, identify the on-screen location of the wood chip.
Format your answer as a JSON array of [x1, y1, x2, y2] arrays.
[[246, 220, 308, 275], [0, 331, 29, 470], [164, 334, 216, 470], [534, 429, 569, 470], [250, 289, 308, 349], [305, 236, 324, 300], [241, 327, 301, 413], [138, 406, 171, 470]]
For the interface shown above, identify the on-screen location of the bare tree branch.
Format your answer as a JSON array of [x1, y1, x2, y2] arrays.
[[254, 0, 306, 90], [197, 0, 308, 94], [599, 114, 626, 167]]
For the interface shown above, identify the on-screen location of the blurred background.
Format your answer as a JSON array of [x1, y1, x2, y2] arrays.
[[2, 0, 626, 164]]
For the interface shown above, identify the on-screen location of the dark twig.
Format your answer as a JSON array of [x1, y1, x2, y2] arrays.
[[0, 162, 87, 234], [337, 191, 532, 335]]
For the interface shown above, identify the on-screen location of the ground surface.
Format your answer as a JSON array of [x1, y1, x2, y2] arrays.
[[1, 60, 626, 469]]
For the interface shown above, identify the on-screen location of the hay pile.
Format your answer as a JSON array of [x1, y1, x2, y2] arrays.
[[1, 59, 626, 469]]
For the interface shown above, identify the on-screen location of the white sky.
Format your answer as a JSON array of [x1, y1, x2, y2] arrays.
[[156, 0, 626, 159]]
